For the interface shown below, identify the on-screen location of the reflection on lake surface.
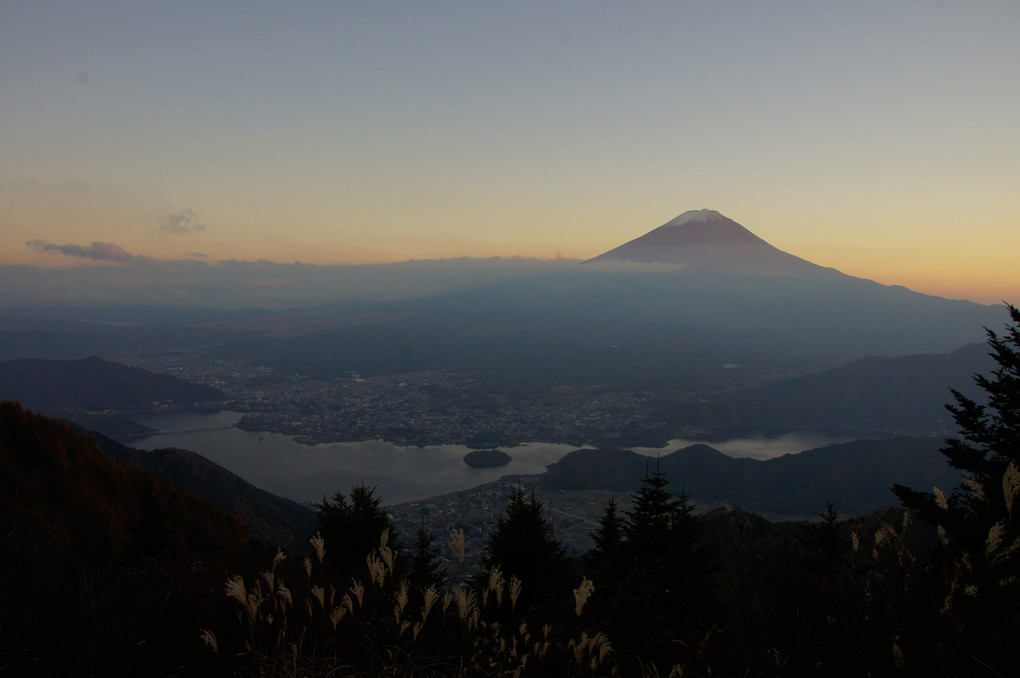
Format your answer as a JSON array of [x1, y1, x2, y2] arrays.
[[130, 412, 849, 505]]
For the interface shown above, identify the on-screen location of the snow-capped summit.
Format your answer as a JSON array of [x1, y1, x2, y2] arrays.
[[661, 209, 727, 227], [586, 209, 828, 275]]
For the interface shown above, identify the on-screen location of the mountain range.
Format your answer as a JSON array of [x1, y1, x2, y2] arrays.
[[228, 211, 1002, 386], [0, 208, 1007, 525], [90, 431, 315, 551], [0, 209, 1007, 441], [542, 438, 961, 518], [1, 211, 1006, 384]]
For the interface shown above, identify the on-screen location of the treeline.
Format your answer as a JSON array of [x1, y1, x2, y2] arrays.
[[201, 474, 1012, 677], [0, 400, 262, 676]]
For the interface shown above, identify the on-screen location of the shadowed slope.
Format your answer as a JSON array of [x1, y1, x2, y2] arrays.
[[0, 355, 228, 412], [542, 438, 962, 517]]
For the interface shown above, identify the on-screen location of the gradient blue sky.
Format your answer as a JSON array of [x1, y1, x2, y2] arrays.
[[2, 1, 1018, 303]]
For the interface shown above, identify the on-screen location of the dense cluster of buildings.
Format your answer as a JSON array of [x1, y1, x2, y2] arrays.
[[119, 350, 678, 448]]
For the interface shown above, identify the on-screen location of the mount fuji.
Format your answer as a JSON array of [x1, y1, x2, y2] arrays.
[[587, 209, 830, 275]]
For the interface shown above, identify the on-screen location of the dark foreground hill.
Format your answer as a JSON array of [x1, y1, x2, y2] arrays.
[[542, 437, 962, 517], [0, 401, 252, 558], [90, 431, 315, 551], [0, 400, 257, 675]]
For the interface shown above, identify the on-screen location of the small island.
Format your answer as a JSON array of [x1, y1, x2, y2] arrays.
[[463, 449, 511, 469], [235, 414, 266, 432]]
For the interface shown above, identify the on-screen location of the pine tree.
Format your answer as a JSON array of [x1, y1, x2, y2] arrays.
[[892, 303, 1020, 674], [584, 496, 626, 587], [623, 461, 677, 557], [797, 501, 847, 571], [584, 461, 717, 674], [591, 496, 624, 561], [480, 486, 568, 611], [892, 304, 1020, 551], [623, 460, 713, 613], [317, 483, 398, 580], [407, 521, 446, 594]]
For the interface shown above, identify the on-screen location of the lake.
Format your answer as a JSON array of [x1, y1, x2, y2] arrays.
[[130, 411, 849, 505]]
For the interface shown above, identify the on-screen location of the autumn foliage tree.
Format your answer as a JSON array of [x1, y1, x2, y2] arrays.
[[0, 401, 253, 676]]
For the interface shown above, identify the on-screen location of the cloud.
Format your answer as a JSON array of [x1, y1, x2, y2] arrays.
[[2, 255, 581, 308], [26, 239, 134, 262], [158, 208, 206, 234]]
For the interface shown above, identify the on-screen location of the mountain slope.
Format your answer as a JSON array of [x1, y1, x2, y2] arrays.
[[0, 400, 252, 556], [678, 342, 996, 435], [0, 400, 257, 675], [244, 265, 1003, 393], [586, 209, 829, 275], [0, 355, 228, 412], [541, 438, 962, 517], [91, 432, 316, 551]]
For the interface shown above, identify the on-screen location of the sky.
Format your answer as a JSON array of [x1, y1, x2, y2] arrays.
[[2, 1, 1018, 304]]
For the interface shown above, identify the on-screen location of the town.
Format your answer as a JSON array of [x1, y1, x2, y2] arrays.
[[110, 347, 738, 449]]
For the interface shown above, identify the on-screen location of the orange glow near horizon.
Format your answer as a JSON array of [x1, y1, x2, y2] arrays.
[[3, 4, 1018, 306], [3, 185, 1018, 307]]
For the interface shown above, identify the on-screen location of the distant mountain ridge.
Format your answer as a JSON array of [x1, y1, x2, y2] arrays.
[[542, 438, 962, 518], [0, 355, 228, 413], [586, 209, 830, 275], [676, 342, 996, 436], [0, 209, 1007, 440]]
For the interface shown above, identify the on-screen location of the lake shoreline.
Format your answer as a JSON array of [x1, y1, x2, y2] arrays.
[[123, 411, 859, 506]]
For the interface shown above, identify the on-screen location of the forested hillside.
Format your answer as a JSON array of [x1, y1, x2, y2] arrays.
[[91, 432, 315, 551], [0, 401, 260, 676]]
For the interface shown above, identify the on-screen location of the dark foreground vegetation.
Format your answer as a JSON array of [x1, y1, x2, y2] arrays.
[[2, 306, 1019, 677]]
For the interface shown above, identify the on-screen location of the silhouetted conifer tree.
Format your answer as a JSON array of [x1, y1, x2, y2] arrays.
[[317, 483, 398, 581], [407, 520, 446, 594], [583, 495, 627, 596], [591, 496, 624, 561], [586, 461, 718, 674], [624, 461, 712, 589], [892, 303, 1020, 675], [624, 461, 676, 555], [797, 500, 848, 571], [480, 486, 568, 612]]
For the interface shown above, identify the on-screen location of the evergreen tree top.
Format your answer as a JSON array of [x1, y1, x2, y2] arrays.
[[893, 303, 1020, 552]]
